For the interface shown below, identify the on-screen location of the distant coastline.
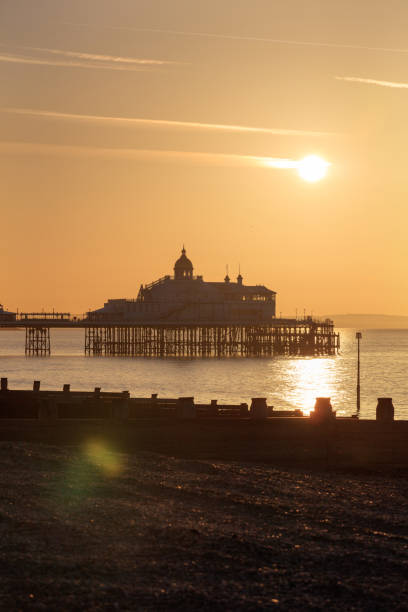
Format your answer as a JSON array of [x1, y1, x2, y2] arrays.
[[321, 314, 408, 329]]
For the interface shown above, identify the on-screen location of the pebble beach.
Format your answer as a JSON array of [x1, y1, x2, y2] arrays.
[[0, 441, 407, 610]]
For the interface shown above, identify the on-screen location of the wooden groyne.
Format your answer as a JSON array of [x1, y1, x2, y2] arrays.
[[0, 379, 400, 423], [0, 380, 407, 469], [0, 379, 303, 420]]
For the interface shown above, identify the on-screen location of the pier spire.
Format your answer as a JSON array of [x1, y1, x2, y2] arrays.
[[237, 264, 243, 286], [224, 264, 230, 283]]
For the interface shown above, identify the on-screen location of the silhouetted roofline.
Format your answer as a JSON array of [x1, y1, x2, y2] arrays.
[[142, 277, 276, 295]]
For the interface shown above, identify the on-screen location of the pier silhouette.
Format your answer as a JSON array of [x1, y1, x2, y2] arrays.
[[0, 249, 340, 356]]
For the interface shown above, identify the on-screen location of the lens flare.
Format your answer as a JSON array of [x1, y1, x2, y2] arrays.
[[84, 440, 123, 477]]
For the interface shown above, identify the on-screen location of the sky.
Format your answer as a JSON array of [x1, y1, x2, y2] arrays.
[[1, 0, 408, 315]]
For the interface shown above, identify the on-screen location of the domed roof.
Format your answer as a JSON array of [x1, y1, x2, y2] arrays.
[[174, 247, 193, 272]]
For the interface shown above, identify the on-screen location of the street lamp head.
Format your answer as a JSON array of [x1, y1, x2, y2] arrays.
[[356, 332, 362, 340]]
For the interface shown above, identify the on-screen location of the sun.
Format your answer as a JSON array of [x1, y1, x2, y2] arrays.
[[297, 155, 330, 182]]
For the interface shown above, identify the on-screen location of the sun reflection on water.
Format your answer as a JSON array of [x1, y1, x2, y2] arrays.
[[282, 358, 336, 415]]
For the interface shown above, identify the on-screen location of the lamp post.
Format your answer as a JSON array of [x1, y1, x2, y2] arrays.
[[356, 332, 362, 415]]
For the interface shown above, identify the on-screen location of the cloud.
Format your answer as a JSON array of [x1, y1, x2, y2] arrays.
[[0, 53, 151, 72], [1, 107, 336, 138], [108, 26, 408, 55], [0, 141, 301, 170], [21, 46, 180, 66], [335, 76, 408, 89]]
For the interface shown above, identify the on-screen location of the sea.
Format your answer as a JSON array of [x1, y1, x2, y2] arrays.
[[0, 328, 407, 419]]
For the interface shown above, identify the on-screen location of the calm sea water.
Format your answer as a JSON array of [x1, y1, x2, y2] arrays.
[[0, 328, 407, 419]]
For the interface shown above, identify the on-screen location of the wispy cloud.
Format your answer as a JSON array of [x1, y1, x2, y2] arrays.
[[21, 46, 179, 66], [0, 53, 151, 72], [1, 107, 336, 138], [335, 76, 408, 89], [0, 141, 301, 170], [108, 26, 408, 55]]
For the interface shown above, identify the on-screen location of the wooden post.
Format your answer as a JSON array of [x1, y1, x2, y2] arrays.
[[176, 397, 196, 419], [310, 397, 336, 422], [250, 398, 268, 419], [376, 398, 394, 423]]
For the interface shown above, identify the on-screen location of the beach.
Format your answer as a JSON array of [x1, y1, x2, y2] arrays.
[[1, 441, 407, 610]]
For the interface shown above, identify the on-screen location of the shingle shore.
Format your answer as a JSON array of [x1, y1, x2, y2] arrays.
[[0, 442, 407, 611]]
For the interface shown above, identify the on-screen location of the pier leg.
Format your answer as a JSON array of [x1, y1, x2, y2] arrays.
[[81, 322, 338, 358], [85, 327, 104, 355], [25, 327, 50, 356]]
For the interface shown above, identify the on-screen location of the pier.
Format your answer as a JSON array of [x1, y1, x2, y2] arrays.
[[0, 249, 342, 357], [1, 314, 339, 357]]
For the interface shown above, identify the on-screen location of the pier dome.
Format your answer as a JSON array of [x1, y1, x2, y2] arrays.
[[174, 247, 193, 279]]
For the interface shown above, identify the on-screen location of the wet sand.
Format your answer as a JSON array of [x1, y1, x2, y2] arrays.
[[0, 441, 407, 610]]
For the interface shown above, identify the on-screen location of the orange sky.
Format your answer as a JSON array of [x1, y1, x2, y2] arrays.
[[1, 0, 408, 315]]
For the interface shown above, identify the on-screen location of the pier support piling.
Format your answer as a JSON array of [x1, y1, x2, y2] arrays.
[[83, 321, 339, 358], [25, 328, 50, 356]]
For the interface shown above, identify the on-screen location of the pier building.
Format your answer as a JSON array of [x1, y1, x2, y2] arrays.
[[82, 248, 338, 357], [88, 248, 276, 324]]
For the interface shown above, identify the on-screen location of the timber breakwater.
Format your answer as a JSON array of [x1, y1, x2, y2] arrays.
[[0, 379, 407, 469]]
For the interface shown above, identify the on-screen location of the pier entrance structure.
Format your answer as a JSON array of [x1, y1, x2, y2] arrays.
[[85, 248, 339, 357]]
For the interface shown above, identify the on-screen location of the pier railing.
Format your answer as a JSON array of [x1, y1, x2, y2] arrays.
[[16, 312, 86, 323]]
